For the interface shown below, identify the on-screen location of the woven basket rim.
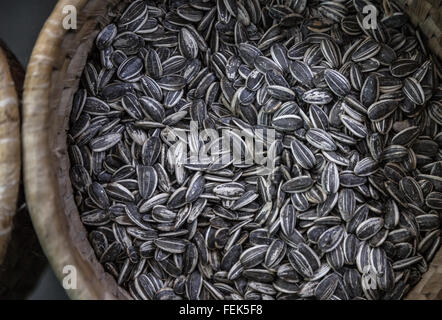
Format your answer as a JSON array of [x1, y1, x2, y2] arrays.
[[23, 0, 131, 300], [0, 40, 21, 265]]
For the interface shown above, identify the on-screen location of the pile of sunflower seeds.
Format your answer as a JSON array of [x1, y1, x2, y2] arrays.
[[68, 0, 442, 300]]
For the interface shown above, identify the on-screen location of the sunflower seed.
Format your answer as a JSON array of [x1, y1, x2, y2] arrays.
[[356, 218, 384, 241], [282, 176, 314, 193], [368, 100, 399, 121], [403, 77, 425, 105], [239, 245, 268, 269], [318, 225, 345, 253], [291, 139, 316, 170]]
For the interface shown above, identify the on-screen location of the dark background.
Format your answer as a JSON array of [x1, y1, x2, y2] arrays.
[[0, 0, 68, 300]]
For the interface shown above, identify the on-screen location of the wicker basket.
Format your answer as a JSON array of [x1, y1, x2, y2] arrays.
[[397, 0, 441, 61], [0, 40, 45, 299], [396, 0, 442, 300], [22, 0, 442, 300]]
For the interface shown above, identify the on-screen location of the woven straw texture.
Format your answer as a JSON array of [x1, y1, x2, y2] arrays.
[[396, 0, 441, 61], [22, 0, 442, 300], [395, 0, 442, 300], [0, 41, 21, 265], [0, 40, 45, 299]]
